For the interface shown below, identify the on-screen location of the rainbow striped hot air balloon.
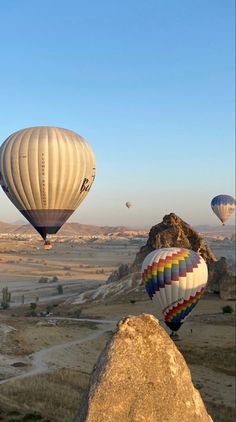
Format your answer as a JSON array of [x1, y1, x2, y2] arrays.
[[141, 248, 208, 332]]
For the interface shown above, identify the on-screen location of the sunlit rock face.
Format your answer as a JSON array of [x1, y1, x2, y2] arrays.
[[73, 314, 213, 422], [106, 213, 216, 285], [70, 213, 233, 305], [130, 213, 216, 272], [106, 213, 234, 299]]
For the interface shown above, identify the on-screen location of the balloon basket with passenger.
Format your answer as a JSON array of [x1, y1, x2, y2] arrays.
[[43, 240, 52, 250]]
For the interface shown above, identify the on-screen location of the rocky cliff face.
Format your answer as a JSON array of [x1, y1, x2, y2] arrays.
[[107, 263, 130, 284], [73, 314, 213, 422], [130, 213, 216, 272], [107, 213, 235, 299], [212, 257, 236, 299], [71, 213, 234, 305]]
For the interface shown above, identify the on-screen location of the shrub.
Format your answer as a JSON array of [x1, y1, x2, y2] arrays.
[[30, 302, 37, 311], [6, 410, 21, 416], [74, 308, 82, 318], [46, 304, 53, 313], [38, 277, 48, 283], [96, 268, 105, 274], [1, 287, 11, 309], [26, 302, 37, 317], [22, 412, 43, 421], [57, 285, 63, 295], [222, 305, 234, 314]]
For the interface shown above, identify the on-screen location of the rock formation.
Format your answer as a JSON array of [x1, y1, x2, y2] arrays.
[[74, 314, 213, 422], [207, 257, 236, 299], [219, 272, 236, 300], [130, 213, 216, 272], [107, 213, 216, 282], [71, 213, 234, 305], [214, 257, 236, 299], [106, 213, 234, 299], [208, 257, 228, 293], [107, 263, 130, 284], [72, 272, 144, 305]]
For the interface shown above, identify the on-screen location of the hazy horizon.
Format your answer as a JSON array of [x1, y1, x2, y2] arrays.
[[0, 216, 235, 231]]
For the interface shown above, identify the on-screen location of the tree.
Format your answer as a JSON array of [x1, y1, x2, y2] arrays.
[[57, 285, 63, 295], [29, 302, 37, 316], [1, 287, 11, 309]]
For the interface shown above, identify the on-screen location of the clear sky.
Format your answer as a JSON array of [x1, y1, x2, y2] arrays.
[[0, 0, 235, 228]]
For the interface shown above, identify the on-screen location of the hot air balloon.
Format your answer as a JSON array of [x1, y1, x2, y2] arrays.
[[141, 248, 208, 333], [211, 194, 235, 225], [0, 127, 96, 248], [125, 201, 132, 209]]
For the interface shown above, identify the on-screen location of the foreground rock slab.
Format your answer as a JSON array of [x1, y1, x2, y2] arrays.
[[74, 314, 213, 422]]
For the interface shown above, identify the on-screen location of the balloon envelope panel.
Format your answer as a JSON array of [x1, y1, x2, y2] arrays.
[[211, 194, 235, 225], [141, 248, 208, 331], [0, 127, 96, 239]]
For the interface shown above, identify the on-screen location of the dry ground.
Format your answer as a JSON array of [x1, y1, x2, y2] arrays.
[[0, 235, 235, 421]]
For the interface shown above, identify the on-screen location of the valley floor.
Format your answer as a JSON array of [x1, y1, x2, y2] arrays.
[[0, 296, 235, 422], [0, 235, 235, 421]]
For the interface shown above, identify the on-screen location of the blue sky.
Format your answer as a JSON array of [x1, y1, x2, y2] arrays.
[[0, 0, 235, 227]]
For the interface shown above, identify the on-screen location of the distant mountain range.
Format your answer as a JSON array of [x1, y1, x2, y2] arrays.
[[0, 221, 146, 236], [0, 220, 234, 237]]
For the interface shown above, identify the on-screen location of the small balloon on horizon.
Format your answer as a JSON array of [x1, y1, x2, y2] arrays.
[[125, 201, 132, 209]]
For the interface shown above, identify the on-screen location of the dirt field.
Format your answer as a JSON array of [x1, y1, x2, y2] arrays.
[[0, 235, 235, 422]]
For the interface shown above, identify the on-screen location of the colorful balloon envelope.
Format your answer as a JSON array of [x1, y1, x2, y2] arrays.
[[0, 127, 96, 245], [141, 248, 208, 332], [211, 194, 235, 225]]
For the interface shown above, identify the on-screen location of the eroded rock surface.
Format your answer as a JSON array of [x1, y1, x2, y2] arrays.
[[107, 263, 130, 284], [71, 213, 234, 305], [106, 213, 235, 299], [131, 213, 216, 272], [74, 314, 213, 422]]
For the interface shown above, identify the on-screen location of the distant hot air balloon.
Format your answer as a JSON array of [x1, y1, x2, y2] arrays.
[[141, 248, 208, 333], [211, 194, 235, 225], [0, 127, 96, 248], [125, 201, 132, 209]]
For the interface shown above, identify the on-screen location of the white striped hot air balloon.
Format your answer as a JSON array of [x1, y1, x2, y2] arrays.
[[0, 127, 96, 247]]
